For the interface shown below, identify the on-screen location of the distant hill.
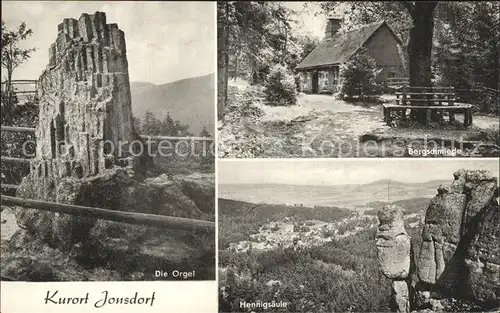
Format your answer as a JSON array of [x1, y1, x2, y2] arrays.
[[130, 73, 215, 135], [218, 198, 351, 221], [218, 179, 450, 208]]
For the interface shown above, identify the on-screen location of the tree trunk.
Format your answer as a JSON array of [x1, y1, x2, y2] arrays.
[[233, 53, 238, 82], [4, 69, 14, 124], [406, 3, 439, 124], [217, 3, 230, 121]]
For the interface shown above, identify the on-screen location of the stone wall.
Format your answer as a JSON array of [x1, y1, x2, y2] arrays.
[[376, 169, 499, 312]]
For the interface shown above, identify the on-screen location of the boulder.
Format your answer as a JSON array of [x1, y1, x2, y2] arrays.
[[464, 201, 500, 303], [376, 205, 411, 279], [417, 193, 466, 285], [462, 180, 497, 235], [172, 172, 215, 216], [15, 166, 214, 250], [265, 279, 282, 288], [392, 280, 410, 313], [450, 169, 467, 193]]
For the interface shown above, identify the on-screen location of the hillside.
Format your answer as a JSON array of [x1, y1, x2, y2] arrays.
[[218, 197, 425, 313], [130, 73, 215, 135], [218, 179, 449, 208]]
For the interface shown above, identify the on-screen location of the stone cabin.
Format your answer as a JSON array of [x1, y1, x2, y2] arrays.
[[296, 18, 406, 93]]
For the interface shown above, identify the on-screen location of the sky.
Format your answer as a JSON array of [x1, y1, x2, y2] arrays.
[[219, 159, 500, 186], [283, 2, 349, 39], [1, 1, 215, 85]]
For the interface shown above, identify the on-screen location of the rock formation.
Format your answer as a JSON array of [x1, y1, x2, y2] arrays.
[[33, 12, 140, 190], [2, 12, 215, 281], [376, 205, 411, 313], [14, 12, 148, 249], [376, 169, 499, 312]]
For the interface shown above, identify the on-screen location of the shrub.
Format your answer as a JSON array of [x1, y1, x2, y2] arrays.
[[264, 64, 297, 106], [339, 48, 381, 101]]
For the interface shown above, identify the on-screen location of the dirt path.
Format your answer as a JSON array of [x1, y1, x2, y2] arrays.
[[219, 89, 499, 158], [220, 93, 387, 158]]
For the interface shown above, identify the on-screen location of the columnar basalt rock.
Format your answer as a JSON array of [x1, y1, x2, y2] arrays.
[[15, 12, 142, 247], [34, 12, 137, 191], [376, 205, 411, 313]]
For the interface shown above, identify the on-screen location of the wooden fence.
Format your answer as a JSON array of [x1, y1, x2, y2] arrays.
[[1, 126, 214, 142], [1, 195, 214, 232], [1, 125, 215, 260], [387, 77, 409, 87], [0, 126, 214, 167], [1, 80, 38, 94], [455, 87, 499, 114], [0, 125, 214, 188], [1, 87, 215, 282]]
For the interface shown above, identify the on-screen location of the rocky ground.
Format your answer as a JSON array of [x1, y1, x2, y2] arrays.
[[218, 83, 499, 158], [1, 169, 215, 281]]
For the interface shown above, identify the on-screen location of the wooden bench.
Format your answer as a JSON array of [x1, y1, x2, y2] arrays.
[[383, 86, 473, 127]]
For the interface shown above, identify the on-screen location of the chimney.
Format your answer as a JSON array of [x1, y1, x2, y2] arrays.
[[325, 16, 343, 39]]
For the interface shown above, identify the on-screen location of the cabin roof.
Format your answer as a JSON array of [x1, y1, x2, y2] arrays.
[[296, 21, 403, 71]]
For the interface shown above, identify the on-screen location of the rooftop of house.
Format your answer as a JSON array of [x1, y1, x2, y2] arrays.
[[296, 20, 403, 71]]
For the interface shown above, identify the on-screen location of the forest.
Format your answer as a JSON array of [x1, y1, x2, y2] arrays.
[[134, 110, 212, 138]]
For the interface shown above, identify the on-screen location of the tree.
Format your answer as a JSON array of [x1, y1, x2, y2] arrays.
[[132, 115, 141, 133], [403, 2, 439, 88], [433, 2, 499, 92], [1, 21, 36, 121], [160, 113, 175, 135], [142, 110, 160, 135], [199, 126, 211, 138], [217, 2, 300, 119], [299, 34, 320, 60], [339, 48, 381, 101], [264, 64, 297, 106]]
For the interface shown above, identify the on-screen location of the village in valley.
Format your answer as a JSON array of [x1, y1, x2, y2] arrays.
[[217, 2, 499, 158]]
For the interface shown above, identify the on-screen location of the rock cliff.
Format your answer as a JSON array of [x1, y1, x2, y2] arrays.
[[376, 169, 499, 312]]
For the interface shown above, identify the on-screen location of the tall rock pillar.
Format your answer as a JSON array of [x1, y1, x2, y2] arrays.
[[376, 205, 411, 313], [15, 12, 143, 249]]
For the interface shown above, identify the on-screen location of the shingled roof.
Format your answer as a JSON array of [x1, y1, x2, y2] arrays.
[[296, 21, 402, 70]]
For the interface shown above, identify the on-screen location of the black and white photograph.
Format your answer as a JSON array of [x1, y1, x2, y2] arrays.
[[1, 1, 216, 283], [217, 2, 499, 158], [218, 159, 499, 313], [2, 1, 500, 313]]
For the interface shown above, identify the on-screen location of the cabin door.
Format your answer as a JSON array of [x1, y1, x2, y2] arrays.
[[312, 71, 319, 93]]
